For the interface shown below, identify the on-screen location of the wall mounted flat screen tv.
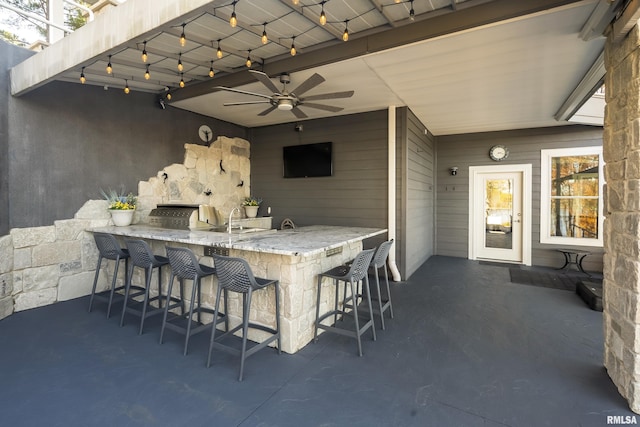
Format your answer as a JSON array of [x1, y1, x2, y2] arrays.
[[283, 142, 332, 178]]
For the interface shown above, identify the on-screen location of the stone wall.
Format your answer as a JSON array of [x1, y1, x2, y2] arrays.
[[603, 23, 640, 413], [0, 136, 251, 321]]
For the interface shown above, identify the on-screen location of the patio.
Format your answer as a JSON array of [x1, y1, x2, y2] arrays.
[[0, 256, 629, 426]]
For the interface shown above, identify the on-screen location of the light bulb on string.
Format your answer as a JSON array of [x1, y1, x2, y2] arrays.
[[293, 0, 299, 4], [179, 73, 185, 88], [141, 41, 148, 62], [144, 64, 150, 80], [342, 20, 349, 42], [230, 1, 237, 27], [409, 0, 415, 21], [320, 9, 326, 25], [80, 67, 86, 84], [245, 50, 252, 68], [290, 37, 296, 56], [261, 23, 268, 44], [180, 23, 186, 46], [106, 55, 113, 74], [216, 40, 223, 59], [124, 80, 130, 94], [209, 61, 215, 78], [166, 92, 172, 100], [177, 53, 183, 72]]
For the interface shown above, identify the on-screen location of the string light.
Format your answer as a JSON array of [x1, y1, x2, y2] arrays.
[[106, 55, 113, 74], [230, 1, 237, 27], [124, 80, 130, 94], [180, 23, 186, 46], [177, 53, 183, 72], [166, 92, 172, 100], [141, 41, 148, 62], [292, 0, 299, 4], [261, 23, 268, 44], [342, 20, 349, 42], [179, 73, 185, 88], [319, 2, 327, 25], [409, 0, 415, 20], [209, 61, 215, 78], [245, 50, 252, 68], [216, 39, 223, 59], [79, 67, 86, 84], [290, 36, 296, 56], [144, 64, 150, 80]]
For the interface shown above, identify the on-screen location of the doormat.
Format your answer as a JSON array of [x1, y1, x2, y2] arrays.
[[508, 268, 580, 291]]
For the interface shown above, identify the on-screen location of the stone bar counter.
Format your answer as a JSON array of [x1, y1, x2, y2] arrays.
[[90, 225, 386, 354]]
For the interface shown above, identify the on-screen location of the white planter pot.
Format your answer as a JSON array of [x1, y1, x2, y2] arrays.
[[244, 206, 259, 218], [109, 209, 135, 226]]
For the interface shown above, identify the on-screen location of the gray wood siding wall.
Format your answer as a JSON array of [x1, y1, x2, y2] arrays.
[[249, 110, 389, 233], [397, 108, 435, 278], [435, 125, 604, 271]]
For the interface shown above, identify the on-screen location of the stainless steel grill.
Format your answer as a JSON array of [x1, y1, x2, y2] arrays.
[[148, 204, 199, 230]]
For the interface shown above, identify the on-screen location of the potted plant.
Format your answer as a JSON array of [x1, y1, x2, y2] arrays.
[[102, 189, 137, 226], [241, 196, 262, 218]]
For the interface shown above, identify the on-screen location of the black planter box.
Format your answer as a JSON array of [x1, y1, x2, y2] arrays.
[[576, 280, 603, 312]]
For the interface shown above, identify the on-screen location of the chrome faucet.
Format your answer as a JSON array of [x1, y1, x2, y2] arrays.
[[228, 207, 240, 234]]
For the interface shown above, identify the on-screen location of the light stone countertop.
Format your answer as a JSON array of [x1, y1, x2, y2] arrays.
[[90, 225, 387, 257]]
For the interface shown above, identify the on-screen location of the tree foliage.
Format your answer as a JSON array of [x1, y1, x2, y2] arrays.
[[1, 0, 89, 45]]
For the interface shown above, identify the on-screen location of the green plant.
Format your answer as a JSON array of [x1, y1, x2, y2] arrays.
[[101, 189, 137, 210], [241, 196, 262, 207]]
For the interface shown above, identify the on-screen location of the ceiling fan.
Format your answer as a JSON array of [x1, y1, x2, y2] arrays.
[[215, 70, 355, 119]]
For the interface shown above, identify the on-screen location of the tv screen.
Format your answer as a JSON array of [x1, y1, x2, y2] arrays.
[[283, 142, 332, 178]]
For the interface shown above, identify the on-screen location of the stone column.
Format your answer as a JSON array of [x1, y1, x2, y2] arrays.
[[603, 22, 640, 414]]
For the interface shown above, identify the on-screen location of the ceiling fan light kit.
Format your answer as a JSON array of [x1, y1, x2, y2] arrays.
[[278, 99, 294, 111]]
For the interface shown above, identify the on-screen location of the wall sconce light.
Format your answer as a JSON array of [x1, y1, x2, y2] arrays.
[[449, 167, 458, 176]]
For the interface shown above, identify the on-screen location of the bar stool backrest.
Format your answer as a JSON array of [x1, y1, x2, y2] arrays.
[[94, 232, 127, 260], [372, 239, 394, 268], [166, 246, 204, 280], [125, 240, 155, 267], [348, 249, 375, 282], [213, 255, 257, 293]]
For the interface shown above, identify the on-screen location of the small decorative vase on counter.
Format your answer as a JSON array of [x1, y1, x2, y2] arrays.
[[244, 206, 259, 218], [109, 209, 135, 226]]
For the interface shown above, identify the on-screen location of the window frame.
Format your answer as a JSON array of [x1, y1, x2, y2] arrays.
[[539, 146, 604, 247]]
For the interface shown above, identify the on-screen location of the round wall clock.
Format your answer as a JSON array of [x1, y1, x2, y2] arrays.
[[489, 145, 509, 161], [198, 125, 213, 143]]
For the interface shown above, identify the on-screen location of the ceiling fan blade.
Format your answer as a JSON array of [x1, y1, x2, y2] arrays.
[[214, 86, 273, 100], [291, 107, 307, 119], [302, 90, 354, 101], [249, 70, 280, 94], [291, 73, 325, 97], [258, 105, 278, 116], [224, 100, 272, 106], [299, 102, 344, 113]]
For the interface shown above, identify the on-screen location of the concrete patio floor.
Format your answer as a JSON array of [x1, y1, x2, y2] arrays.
[[0, 256, 632, 426]]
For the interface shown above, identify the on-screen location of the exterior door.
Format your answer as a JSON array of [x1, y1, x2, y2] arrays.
[[469, 165, 531, 265]]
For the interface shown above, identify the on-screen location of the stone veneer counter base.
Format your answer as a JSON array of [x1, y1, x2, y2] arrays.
[[89, 225, 387, 353]]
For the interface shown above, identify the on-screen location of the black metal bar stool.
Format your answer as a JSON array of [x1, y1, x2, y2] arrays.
[[207, 254, 281, 381], [367, 239, 395, 330], [160, 246, 228, 356], [120, 239, 176, 335], [88, 232, 129, 319], [314, 248, 376, 356], [343, 240, 395, 330]]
